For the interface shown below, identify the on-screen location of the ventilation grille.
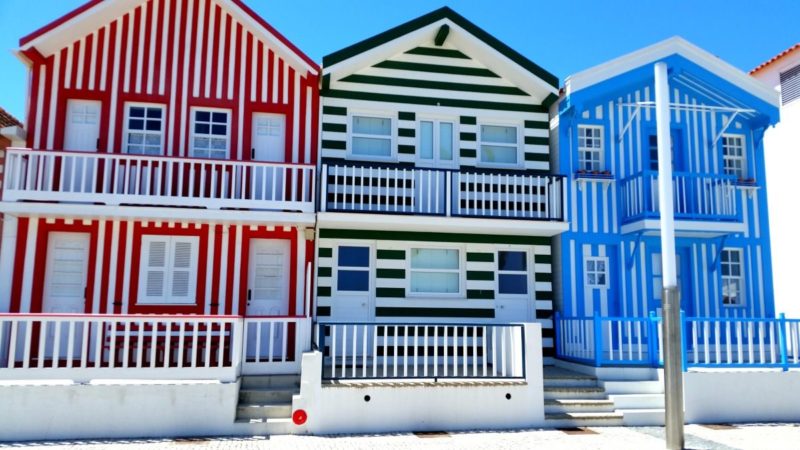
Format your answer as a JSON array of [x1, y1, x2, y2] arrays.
[[780, 64, 800, 105]]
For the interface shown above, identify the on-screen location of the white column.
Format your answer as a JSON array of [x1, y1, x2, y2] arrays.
[[655, 62, 677, 288], [296, 226, 307, 316], [0, 215, 18, 312]]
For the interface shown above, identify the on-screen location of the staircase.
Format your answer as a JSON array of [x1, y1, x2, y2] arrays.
[[544, 361, 665, 428], [234, 375, 300, 434]]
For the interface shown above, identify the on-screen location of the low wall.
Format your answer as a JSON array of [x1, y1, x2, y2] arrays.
[[294, 323, 545, 435], [0, 380, 239, 441], [685, 370, 800, 423]]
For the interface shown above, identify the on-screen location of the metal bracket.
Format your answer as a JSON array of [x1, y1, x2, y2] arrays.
[[617, 105, 641, 144], [710, 234, 731, 271], [626, 231, 645, 269], [709, 111, 740, 153]]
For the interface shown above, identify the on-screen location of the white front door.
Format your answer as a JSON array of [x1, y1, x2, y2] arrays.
[[245, 239, 291, 362], [251, 113, 286, 201], [42, 232, 91, 361], [331, 245, 374, 322], [64, 99, 101, 193], [494, 250, 532, 322]]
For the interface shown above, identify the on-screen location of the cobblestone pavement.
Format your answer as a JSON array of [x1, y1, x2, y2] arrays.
[[2, 424, 800, 449]]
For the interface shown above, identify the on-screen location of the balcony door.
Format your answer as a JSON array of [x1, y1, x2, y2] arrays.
[[647, 129, 684, 172], [649, 246, 694, 317], [64, 100, 101, 193], [245, 239, 291, 363], [251, 113, 286, 201]]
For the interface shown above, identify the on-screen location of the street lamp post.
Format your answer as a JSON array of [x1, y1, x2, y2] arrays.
[[654, 61, 685, 450]]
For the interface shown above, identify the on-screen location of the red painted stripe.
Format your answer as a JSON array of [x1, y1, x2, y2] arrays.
[[114, 221, 127, 314], [286, 67, 295, 162], [231, 22, 243, 160], [244, 31, 253, 103], [256, 40, 264, 103], [198, 0, 211, 98], [210, 4, 222, 98], [70, 40, 80, 90], [141, 0, 154, 93], [53, 48, 68, 151], [171, 0, 188, 156], [82, 32, 94, 89], [37, 56, 53, 149], [310, 74, 320, 163], [100, 221, 113, 313], [103, 21, 117, 152], [95, 26, 106, 91], [19, 0, 104, 46], [211, 224, 222, 314], [277, 57, 284, 105], [187, 0, 200, 99], [298, 74, 306, 164], [130, 6, 142, 93], [9, 218, 29, 313], [267, 49, 274, 104], [221, 13, 232, 101], [164, 0, 177, 154], [225, 225, 236, 315], [113, 15, 130, 151], [24, 62, 41, 148], [152, 0, 165, 95]]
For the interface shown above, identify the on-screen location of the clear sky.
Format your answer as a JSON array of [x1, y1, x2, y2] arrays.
[[0, 0, 797, 122]]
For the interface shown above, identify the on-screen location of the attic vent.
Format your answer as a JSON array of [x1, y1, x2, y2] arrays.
[[779, 64, 800, 105], [435, 24, 450, 46]]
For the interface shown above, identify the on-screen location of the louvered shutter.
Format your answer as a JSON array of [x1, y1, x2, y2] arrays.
[[169, 239, 196, 301], [780, 64, 800, 105], [141, 237, 168, 303], [138, 235, 199, 305]]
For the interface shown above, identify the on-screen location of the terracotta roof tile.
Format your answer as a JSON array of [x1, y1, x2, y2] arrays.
[[751, 43, 800, 74], [0, 106, 22, 128]]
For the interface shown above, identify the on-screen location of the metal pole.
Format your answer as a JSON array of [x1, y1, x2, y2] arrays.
[[654, 61, 684, 450]]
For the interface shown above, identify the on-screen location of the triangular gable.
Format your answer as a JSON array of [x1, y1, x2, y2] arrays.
[[19, 0, 318, 75], [322, 7, 557, 103]]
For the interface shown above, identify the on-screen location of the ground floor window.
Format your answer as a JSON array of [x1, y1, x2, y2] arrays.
[[138, 235, 199, 305], [585, 256, 608, 289], [337, 246, 370, 292], [498, 250, 528, 295], [409, 248, 461, 295], [721, 248, 744, 306]]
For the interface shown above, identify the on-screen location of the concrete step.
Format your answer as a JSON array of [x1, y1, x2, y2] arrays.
[[543, 386, 607, 400], [609, 393, 664, 409], [543, 369, 598, 388], [236, 403, 292, 420], [620, 408, 665, 426], [544, 399, 615, 414], [600, 380, 663, 395], [240, 375, 300, 389], [545, 411, 624, 428], [233, 417, 294, 435], [239, 387, 297, 404], [554, 359, 661, 381]]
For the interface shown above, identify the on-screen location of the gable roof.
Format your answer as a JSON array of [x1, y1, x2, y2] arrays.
[[564, 36, 778, 107], [322, 7, 558, 97], [750, 42, 800, 75], [18, 0, 319, 74], [0, 107, 23, 129]]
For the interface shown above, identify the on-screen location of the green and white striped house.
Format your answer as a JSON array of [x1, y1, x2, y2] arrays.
[[316, 7, 567, 360]]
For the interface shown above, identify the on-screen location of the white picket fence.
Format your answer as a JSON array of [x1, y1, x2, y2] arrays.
[[3, 148, 315, 212]]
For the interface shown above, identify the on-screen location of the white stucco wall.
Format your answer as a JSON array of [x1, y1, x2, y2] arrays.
[[294, 323, 545, 435], [685, 370, 800, 423]]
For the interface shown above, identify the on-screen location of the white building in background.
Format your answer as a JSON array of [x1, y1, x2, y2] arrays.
[[751, 44, 800, 318]]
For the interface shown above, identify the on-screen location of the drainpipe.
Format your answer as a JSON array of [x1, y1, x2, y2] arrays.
[[655, 61, 684, 450]]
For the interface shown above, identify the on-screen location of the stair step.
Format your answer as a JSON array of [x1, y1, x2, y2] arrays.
[[620, 408, 666, 426], [544, 399, 615, 414], [600, 380, 663, 395], [543, 386, 607, 400], [236, 403, 292, 420], [543, 376, 598, 388], [608, 393, 665, 409], [241, 375, 300, 389], [545, 411, 624, 428], [239, 387, 298, 404], [233, 417, 294, 435]]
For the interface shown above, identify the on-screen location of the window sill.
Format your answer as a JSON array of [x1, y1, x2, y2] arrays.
[[575, 171, 614, 180]]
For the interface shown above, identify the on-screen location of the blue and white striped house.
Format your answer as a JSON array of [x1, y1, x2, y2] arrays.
[[554, 38, 780, 336]]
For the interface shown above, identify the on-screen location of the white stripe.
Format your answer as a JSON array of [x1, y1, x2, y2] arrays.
[[591, 182, 599, 233], [180, 0, 195, 157], [296, 228, 306, 315], [756, 246, 765, 317], [304, 84, 312, 164], [121, 221, 134, 313], [701, 106, 709, 173], [204, 0, 215, 98], [747, 246, 755, 317], [583, 244, 592, 315], [602, 184, 609, 233], [237, 26, 246, 160], [135, 2, 147, 93], [106, 220, 120, 313], [33, 65, 46, 149], [19, 219, 39, 312], [262, 46, 269, 103], [581, 181, 588, 233], [123, 12, 134, 93], [569, 240, 577, 315], [88, 31, 98, 90], [692, 244, 701, 316], [47, 52, 60, 149], [639, 241, 647, 316], [271, 53, 279, 102], [598, 245, 607, 316], [250, 33, 257, 103], [147, 0, 159, 95], [282, 59, 289, 105], [215, 12, 226, 99], [231, 225, 243, 316], [64, 43, 73, 89], [619, 244, 627, 317], [218, 225, 228, 315], [107, 18, 123, 152], [701, 244, 710, 317], [100, 25, 110, 91], [630, 242, 638, 317], [76, 37, 86, 90], [167, 0, 182, 154], [711, 244, 720, 317], [692, 98, 700, 173], [710, 113, 718, 174], [159, 0, 170, 96], [634, 90, 642, 173], [92, 221, 105, 314], [292, 73, 300, 163], [741, 190, 750, 238], [752, 194, 761, 238], [192, 0, 205, 98], [204, 224, 215, 315], [227, 18, 236, 100]]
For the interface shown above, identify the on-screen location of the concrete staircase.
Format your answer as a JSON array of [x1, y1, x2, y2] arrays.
[[234, 375, 300, 434], [544, 361, 665, 428]]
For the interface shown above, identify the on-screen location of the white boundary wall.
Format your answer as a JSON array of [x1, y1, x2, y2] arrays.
[[293, 323, 545, 435], [685, 370, 800, 423]]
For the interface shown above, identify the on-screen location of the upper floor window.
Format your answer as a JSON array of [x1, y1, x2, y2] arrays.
[[721, 248, 744, 307], [585, 256, 608, 289], [350, 115, 393, 159], [124, 104, 164, 155], [722, 134, 746, 178], [578, 126, 603, 171], [191, 108, 230, 159], [498, 250, 528, 295], [418, 119, 455, 167], [479, 124, 520, 167], [409, 247, 461, 296], [138, 235, 199, 305]]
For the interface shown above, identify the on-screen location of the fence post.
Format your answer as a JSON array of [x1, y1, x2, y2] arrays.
[[554, 312, 561, 359], [593, 313, 602, 367], [320, 163, 327, 212], [680, 310, 687, 372], [232, 318, 245, 380], [446, 171, 452, 217], [778, 313, 789, 372], [648, 311, 658, 367]]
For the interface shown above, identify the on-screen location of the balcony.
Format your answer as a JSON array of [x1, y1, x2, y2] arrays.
[[620, 171, 741, 233], [1, 148, 316, 213], [320, 162, 566, 221]]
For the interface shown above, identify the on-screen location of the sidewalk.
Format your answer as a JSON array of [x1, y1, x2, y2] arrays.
[[2, 424, 799, 450]]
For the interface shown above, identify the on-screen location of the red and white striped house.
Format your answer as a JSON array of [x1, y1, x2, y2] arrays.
[[0, 0, 319, 379]]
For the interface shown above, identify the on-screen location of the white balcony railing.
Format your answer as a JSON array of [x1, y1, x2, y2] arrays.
[[2, 148, 315, 212]]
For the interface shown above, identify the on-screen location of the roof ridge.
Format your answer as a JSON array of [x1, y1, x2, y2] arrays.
[[750, 42, 800, 74]]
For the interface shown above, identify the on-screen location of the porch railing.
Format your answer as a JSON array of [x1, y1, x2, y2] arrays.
[[555, 312, 800, 370], [321, 162, 565, 221], [620, 171, 739, 223], [242, 316, 311, 375], [314, 322, 526, 381], [2, 148, 315, 212]]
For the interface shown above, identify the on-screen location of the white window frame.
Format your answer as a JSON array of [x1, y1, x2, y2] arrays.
[[577, 125, 604, 172], [477, 121, 524, 169], [334, 244, 373, 294], [585, 256, 609, 289], [721, 248, 745, 307], [190, 107, 231, 159], [496, 248, 531, 298], [407, 244, 464, 298], [347, 111, 396, 162], [721, 134, 747, 179], [123, 102, 166, 156], [416, 116, 457, 168], [137, 235, 200, 305]]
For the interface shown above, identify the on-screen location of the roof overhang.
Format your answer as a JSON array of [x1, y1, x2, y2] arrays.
[[0, 126, 27, 146]]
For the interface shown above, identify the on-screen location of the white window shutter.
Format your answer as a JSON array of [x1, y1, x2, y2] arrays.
[[142, 238, 168, 302], [138, 235, 199, 305], [170, 240, 194, 299]]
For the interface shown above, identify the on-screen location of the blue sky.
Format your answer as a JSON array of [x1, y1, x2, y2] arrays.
[[0, 0, 797, 122]]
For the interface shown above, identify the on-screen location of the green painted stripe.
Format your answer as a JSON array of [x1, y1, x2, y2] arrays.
[[524, 120, 549, 129], [320, 229, 550, 246], [322, 139, 347, 150], [525, 152, 550, 162], [376, 287, 405, 298], [318, 247, 333, 258], [536, 310, 553, 320], [542, 93, 559, 109], [316, 306, 331, 317], [525, 136, 549, 146], [543, 348, 556, 358], [318, 267, 332, 277], [322, 123, 346, 133], [460, 116, 477, 125], [467, 252, 494, 262], [398, 128, 416, 138], [466, 270, 494, 281], [536, 291, 554, 300], [460, 148, 476, 158], [535, 272, 553, 282], [406, 46, 470, 59], [467, 289, 494, 300], [534, 254, 552, 264], [398, 144, 415, 154], [377, 268, 405, 279], [377, 249, 406, 260], [340, 74, 527, 96], [317, 286, 332, 297], [398, 111, 416, 121], [322, 89, 547, 113], [376, 307, 494, 318], [373, 60, 499, 78], [323, 105, 347, 116], [460, 132, 476, 141]]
